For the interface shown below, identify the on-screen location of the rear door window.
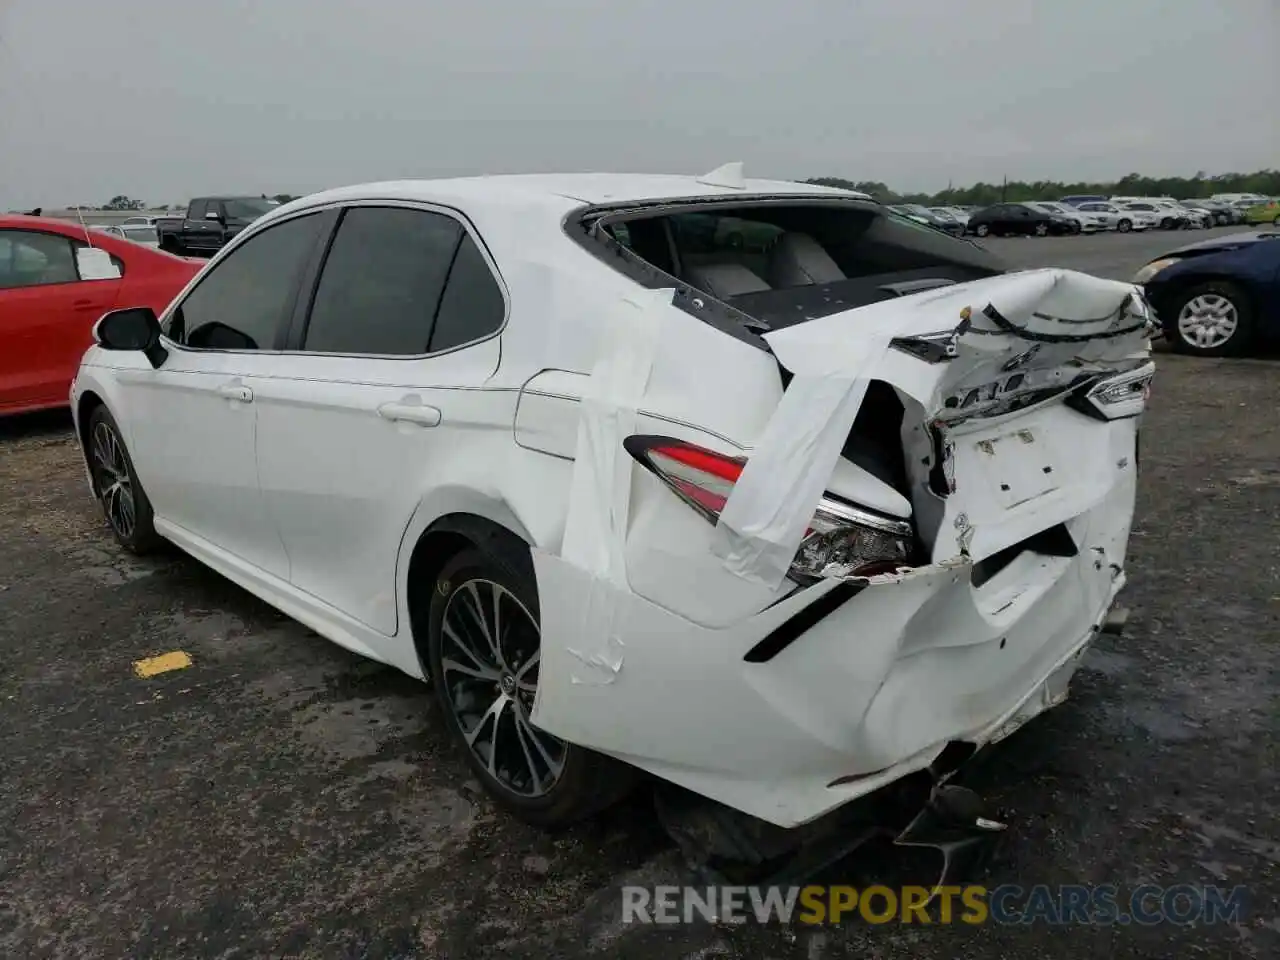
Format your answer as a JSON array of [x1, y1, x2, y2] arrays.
[[301, 207, 462, 356], [429, 233, 506, 352]]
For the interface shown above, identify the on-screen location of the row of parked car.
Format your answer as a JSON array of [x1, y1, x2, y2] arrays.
[[889, 194, 1277, 238]]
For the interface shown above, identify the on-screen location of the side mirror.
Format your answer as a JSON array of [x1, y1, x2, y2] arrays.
[[94, 307, 168, 369]]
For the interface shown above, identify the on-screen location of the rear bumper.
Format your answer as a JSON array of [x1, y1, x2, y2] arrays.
[[533, 460, 1136, 828]]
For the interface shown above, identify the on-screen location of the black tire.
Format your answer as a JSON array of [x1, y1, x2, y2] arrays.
[[1117, 218, 1132, 233], [974, 223, 990, 237], [426, 546, 634, 826], [1033, 222, 1049, 237], [1162, 280, 1256, 357], [1070, 223, 1082, 235], [86, 405, 161, 554]]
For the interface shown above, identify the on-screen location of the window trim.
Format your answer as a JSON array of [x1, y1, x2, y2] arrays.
[[0, 227, 102, 290], [281, 199, 510, 361]]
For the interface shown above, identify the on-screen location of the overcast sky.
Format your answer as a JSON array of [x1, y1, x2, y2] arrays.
[[1, 0, 1276, 209]]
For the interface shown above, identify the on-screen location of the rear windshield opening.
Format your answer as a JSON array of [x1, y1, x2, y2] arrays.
[[578, 199, 1004, 334]]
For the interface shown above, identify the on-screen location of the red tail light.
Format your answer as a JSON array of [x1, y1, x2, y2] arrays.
[[624, 436, 745, 522], [623, 435, 916, 583]]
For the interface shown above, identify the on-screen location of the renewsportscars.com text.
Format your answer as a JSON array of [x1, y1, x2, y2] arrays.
[[621, 884, 1248, 926]]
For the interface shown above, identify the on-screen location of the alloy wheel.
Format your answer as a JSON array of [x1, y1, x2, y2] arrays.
[[438, 578, 566, 798], [91, 420, 136, 539], [1177, 294, 1239, 350]]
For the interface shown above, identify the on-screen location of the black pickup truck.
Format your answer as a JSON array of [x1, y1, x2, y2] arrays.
[[155, 196, 280, 256]]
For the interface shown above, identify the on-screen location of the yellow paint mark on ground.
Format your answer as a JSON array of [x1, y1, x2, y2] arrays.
[[133, 651, 192, 678]]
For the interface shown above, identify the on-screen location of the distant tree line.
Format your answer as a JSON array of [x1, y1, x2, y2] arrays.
[[79, 193, 302, 211], [806, 169, 1280, 206]]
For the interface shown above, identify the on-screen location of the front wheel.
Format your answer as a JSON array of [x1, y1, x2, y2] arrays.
[[974, 223, 990, 237], [1117, 219, 1132, 233], [87, 406, 161, 554], [1033, 222, 1049, 237], [427, 547, 634, 826], [1165, 281, 1256, 357]]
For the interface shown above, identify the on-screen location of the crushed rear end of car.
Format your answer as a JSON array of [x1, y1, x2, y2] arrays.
[[529, 195, 1153, 879]]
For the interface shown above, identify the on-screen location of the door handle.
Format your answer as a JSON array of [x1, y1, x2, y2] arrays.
[[377, 400, 441, 427], [73, 299, 106, 312], [217, 383, 253, 403]]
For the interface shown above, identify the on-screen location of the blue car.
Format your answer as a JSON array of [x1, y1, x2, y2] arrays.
[[1135, 229, 1280, 356]]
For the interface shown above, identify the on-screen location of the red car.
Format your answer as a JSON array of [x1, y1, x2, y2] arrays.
[[0, 215, 201, 416]]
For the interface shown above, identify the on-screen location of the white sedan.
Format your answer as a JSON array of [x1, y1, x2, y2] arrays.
[[1075, 201, 1158, 233], [71, 169, 1152, 838], [1028, 201, 1108, 233]]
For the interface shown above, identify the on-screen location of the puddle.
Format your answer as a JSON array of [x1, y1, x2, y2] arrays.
[[1105, 701, 1201, 741], [293, 694, 427, 760], [1081, 647, 1136, 678], [353, 758, 420, 784], [66, 542, 162, 586]]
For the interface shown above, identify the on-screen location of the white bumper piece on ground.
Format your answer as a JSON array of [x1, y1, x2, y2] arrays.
[[532, 268, 1153, 828]]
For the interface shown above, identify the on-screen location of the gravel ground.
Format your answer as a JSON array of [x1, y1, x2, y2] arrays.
[[1, 229, 1276, 959]]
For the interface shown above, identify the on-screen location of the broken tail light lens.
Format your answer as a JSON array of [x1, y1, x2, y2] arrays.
[[624, 435, 916, 585]]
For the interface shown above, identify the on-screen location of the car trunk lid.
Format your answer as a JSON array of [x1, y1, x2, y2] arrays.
[[711, 268, 1153, 586]]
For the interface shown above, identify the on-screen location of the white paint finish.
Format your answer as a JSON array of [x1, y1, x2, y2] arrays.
[[513, 370, 587, 459], [533, 540, 1127, 827], [250, 340, 502, 641], [72, 175, 1150, 830], [826, 458, 913, 518], [111, 347, 291, 579]]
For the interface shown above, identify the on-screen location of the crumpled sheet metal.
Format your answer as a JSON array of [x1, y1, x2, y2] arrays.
[[710, 267, 1149, 591]]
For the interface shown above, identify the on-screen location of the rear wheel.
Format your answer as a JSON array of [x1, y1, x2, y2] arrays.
[[427, 547, 634, 826], [1165, 281, 1256, 357], [1033, 222, 1049, 237], [974, 223, 990, 238], [87, 406, 161, 554], [1117, 219, 1132, 233]]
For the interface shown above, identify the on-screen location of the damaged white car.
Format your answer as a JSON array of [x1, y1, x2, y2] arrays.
[[72, 167, 1153, 863]]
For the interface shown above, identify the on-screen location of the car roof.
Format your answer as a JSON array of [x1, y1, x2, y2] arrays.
[[282, 173, 870, 215], [0, 214, 96, 235]]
